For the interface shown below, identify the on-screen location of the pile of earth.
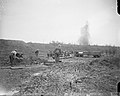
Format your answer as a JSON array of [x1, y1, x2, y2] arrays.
[[89, 55, 120, 69], [12, 57, 120, 96]]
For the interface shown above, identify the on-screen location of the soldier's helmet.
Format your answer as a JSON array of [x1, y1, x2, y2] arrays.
[[58, 44, 61, 47], [15, 49, 17, 51], [35, 49, 39, 52]]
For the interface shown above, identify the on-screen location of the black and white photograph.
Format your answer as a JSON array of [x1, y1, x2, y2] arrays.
[[0, 0, 120, 95]]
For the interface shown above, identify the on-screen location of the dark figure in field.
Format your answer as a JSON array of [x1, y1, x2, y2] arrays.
[[47, 50, 50, 58], [47, 50, 53, 58], [11, 49, 17, 56], [9, 53, 15, 66], [9, 49, 18, 66], [15, 52, 23, 62], [53, 44, 62, 63], [9, 50, 23, 66], [35, 49, 39, 57], [16, 52, 23, 58]]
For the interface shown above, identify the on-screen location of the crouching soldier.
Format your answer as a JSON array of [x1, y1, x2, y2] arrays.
[[16, 52, 24, 62], [53, 44, 62, 63], [9, 49, 17, 66]]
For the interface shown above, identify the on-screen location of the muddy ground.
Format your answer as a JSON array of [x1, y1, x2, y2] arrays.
[[0, 57, 120, 96]]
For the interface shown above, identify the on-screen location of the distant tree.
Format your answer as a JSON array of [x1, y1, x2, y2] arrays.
[[49, 41, 63, 46]]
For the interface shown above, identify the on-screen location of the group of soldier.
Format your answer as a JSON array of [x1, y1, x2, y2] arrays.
[[9, 49, 23, 66], [9, 44, 62, 66]]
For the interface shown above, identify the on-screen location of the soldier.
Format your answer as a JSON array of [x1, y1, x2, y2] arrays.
[[47, 50, 52, 58], [35, 49, 39, 57], [11, 49, 17, 56], [53, 44, 62, 63], [9, 53, 14, 66], [16, 52, 24, 62], [9, 49, 18, 66]]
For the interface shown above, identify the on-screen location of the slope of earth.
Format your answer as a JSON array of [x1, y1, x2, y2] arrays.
[[0, 39, 120, 96], [10, 57, 120, 96], [0, 39, 34, 66], [0, 64, 50, 95], [1, 39, 120, 66], [28, 42, 115, 53]]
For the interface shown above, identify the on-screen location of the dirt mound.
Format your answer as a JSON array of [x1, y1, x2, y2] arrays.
[[0, 39, 34, 66], [89, 55, 120, 69], [13, 58, 120, 96]]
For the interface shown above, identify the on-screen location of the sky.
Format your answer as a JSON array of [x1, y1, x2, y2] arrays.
[[0, 0, 120, 46]]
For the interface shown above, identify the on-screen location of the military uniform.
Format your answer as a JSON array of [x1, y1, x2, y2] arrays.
[[53, 47, 61, 63], [35, 49, 39, 57], [9, 50, 17, 66]]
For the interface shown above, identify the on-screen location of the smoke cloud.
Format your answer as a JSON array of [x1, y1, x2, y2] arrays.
[[78, 22, 90, 45]]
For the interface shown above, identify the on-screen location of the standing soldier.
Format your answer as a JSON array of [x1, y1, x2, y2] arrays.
[[35, 49, 39, 57], [53, 44, 62, 63], [9, 53, 14, 67]]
